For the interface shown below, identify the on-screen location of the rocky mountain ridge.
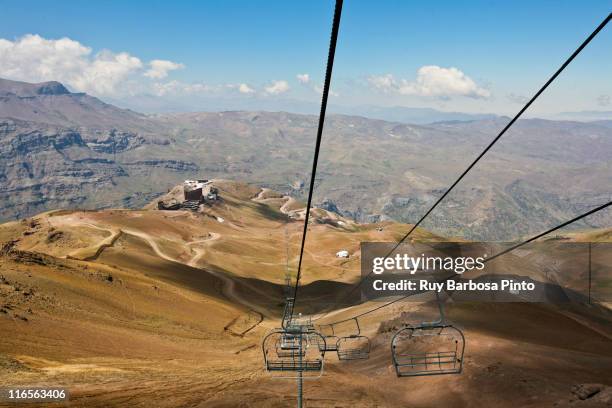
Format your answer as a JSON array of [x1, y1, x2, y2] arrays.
[[1, 78, 610, 240]]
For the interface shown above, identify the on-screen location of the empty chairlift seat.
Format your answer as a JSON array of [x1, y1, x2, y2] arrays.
[[318, 324, 340, 352], [391, 293, 465, 377], [336, 318, 371, 361], [275, 335, 306, 358], [323, 336, 339, 352], [391, 324, 464, 376], [336, 335, 371, 360], [262, 330, 326, 378], [279, 332, 300, 350]]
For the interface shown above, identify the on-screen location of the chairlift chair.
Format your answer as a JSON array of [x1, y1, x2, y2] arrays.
[[391, 292, 465, 377], [336, 318, 371, 361], [292, 314, 316, 332], [279, 332, 300, 350], [319, 324, 340, 352], [275, 334, 306, 358], [263, 329, 326, 378]]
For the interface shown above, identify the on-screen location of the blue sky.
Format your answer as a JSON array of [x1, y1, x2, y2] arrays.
[[0, 0, 610, 115]]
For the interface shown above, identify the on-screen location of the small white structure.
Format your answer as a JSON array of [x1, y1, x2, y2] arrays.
[[336, 250, 349, 258], [184, 179, 208, 191]]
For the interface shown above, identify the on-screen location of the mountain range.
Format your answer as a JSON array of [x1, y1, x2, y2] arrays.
[[1, 77, 610, 240], [108, 92, 500, 124]]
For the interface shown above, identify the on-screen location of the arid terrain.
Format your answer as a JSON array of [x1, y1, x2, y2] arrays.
[[2, 78, 612, 240], [0, 180, 611, 407]]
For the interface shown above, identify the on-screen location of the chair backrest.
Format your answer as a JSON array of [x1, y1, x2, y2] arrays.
[[336, 334, 371, 361], [262, 329, 327, 378], [391, 324, 465, 377]]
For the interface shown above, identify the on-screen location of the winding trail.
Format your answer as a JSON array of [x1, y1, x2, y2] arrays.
[[252, 188, 358, 276], [60, 217, 266, 320], [120, 228, 267, 317], [121, 228, 179, 263], [187, 232, 221, 268], [55, 205, 290, 329], [63, 222, 122, 261], [279, 196, 299, 215], [252, 188, 301, 217]]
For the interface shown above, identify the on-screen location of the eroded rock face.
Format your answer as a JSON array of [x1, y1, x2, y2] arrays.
[[318, 198, 341, 215], [572, 384, 603, 400], [0, 116, 201, 220], [0, 120, 127, 219], [555, 384, 612, 407], [0, 78, 200, 221], [2, 78, 612, 240]]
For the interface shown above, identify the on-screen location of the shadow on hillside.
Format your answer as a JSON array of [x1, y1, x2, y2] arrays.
[[252, 202, 290, 222]]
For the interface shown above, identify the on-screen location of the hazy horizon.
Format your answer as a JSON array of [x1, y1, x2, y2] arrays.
[[0, 0, 610, 118]]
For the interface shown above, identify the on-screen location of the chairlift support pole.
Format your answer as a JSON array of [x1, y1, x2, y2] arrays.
[[261, 1, 342, 404], [588, 242, 592, 305], [284, 224, 292, 297], [297, 331, 303, 408]]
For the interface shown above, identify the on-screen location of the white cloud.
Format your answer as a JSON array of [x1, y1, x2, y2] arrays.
[[144, 59, 184, 79], [154, 81, 257, 97], [238, 83, 255, 94], [73, 50, 143, 95], [0, 34, 190, 97], [368, 74, 395, 91], [314, 84, 339, 97], [224, 83, 255, 94], [296, 73, 310, 84], [0, 34, 313, 103], [368, 66, 490, 99], [0, 34, 147, 96], [152, 80, 213, 96], [507, 93, 529, 104], [264, 80, 290, 95]]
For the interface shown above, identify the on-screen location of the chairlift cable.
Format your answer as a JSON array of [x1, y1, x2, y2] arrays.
[[484, 200, 612, 263], [290, 0, 344, 318], [314, 13, 611, 323], [320, 199, 612, 326]]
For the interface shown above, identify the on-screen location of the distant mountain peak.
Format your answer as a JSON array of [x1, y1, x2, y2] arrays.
[[0, 78, 71, 97], [0, 77, 150, 128], [34, 81, 70, 95]]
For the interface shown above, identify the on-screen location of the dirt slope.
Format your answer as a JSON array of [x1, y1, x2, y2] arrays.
[[0, 180, 610, 407]]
